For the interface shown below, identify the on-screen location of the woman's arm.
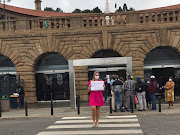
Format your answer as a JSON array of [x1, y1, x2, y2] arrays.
[[88, 81, 92, 93], [88, 84, 91, 93], [103, 85, 106, 92]]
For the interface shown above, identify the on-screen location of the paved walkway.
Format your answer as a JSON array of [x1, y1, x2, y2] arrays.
[[1, 101, 180, 119]]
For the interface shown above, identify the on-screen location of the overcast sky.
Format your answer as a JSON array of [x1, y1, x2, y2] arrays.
[[5, 0, 180, 12]]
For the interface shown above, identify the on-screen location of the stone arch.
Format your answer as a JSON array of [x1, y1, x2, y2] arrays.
[[144, 46, 180, 86], [35, 52, 68, 71], [0, 54, 16, 72], [0, 54, 16, 98], [0, 46, 20, 72], [33, 51, 67, 70], [35, 52, 69, 101], [143, 46, 180, 64]]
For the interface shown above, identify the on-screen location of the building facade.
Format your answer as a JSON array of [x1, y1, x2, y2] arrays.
[[0, 2, 180, 103]]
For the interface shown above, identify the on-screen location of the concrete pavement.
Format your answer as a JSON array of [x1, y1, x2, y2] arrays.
[[1, 101, 180, 119]]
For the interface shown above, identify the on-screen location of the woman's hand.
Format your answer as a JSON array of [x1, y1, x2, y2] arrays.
[[103, 85, 106, 92], [88, 85, 91, 93]]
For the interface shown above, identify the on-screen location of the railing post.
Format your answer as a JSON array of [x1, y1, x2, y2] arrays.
[[16, 18, 27, 30], [71, 17, 83, 28], [51, 93, 53, 116], [126, 12, 139, 24], [0, 102, 2, 117], [159, 96, 161, 112], [77, 95, 80, 115], [25, 101, 28, 116], [110, 98, 112, 114], [130, 95, 133, 113]]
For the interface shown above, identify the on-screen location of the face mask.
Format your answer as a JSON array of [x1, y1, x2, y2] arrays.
[[169, 79, 172, 82], [95, 76, 99, 80], [147, 81, 150, 84]]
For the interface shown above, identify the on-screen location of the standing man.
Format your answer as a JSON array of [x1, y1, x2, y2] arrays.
[[110, 75, 116, 111], [148, 76, 157, 110], [164, 77, 175, 109], [112, 76, 124, 112], [17, 85, 25, 108], [124, 75, 135, 111], [135, 77, 147, 111]]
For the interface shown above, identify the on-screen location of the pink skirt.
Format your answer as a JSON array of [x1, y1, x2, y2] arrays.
[[89, 91, 104, 106]]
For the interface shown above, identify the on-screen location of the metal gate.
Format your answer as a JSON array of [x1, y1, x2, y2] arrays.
[[36, 73, 70, 101], [0, 74, 17, 97]]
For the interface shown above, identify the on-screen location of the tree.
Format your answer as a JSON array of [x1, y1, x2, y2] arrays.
[[92, 7, 102, 13], [72, 6, 102, 13], [116, 3, 135, 12], [129, 7, 135, 11], [82, 9, 92, 13], [123, 3, 128, 11], [44, 7, 54, 11], [44, 7, 63, 12], [72, 9, 82, 13], [116, 6, 123, 12], [56, 8, 63, 13]]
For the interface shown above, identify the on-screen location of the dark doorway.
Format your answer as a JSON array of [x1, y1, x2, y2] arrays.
[[152, 67, 175, 87], [88, 49, 123, 99], [0, 74, 17, 97], [0, 55, 16, 97], [35, 53, 69, 101], [36, 73, 70, 101]]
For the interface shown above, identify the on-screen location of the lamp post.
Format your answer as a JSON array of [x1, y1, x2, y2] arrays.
[[0, 0, 11, 31]]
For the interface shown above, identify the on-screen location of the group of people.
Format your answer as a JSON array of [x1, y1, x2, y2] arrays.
[[88, 71, 176, 127]]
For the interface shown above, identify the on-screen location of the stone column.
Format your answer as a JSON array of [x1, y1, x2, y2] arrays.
[[132, 58, 144, 79], [16, 66, 37, 103], [75, 66, 89, 102]]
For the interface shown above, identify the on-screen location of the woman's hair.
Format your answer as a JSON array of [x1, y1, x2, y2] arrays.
[[92, 71, 99, 81]]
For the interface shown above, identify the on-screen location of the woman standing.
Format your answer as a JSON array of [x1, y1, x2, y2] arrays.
[[164, 77, 175, 109], [88, 71, 105, 127]]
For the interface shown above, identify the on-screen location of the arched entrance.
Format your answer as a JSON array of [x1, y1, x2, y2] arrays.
[[89, 49, 125, 79], [0, 54, 16, 97], [88, 49, 125, 100], [35, 53, 69, 101], [144, 46, 180, 87]]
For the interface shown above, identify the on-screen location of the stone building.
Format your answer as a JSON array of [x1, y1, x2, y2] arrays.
[[0, 1, 180, 104]]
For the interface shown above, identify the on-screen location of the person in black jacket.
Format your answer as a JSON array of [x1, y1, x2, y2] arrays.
[[135, 77, 147, 111], [112, 75, 124, 112], [17, 85, 25, 108]]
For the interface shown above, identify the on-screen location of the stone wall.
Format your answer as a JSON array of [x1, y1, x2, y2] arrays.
[[0, 23, 180, 102]]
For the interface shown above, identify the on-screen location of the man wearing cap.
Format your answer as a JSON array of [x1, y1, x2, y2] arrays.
[[135, 77, 147, 111], [148, 76, 157, 110]]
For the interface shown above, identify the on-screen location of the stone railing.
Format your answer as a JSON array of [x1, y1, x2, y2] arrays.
[[1, 9, 180, 32], [0, 19, 16, 31], [138, 9, 180, 24]]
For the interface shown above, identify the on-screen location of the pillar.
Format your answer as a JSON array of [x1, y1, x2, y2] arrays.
[[16, 66, 37, 103], [35, 0, 42, 11], [132, 58, 144, 79], [75, 66, 89, 102]]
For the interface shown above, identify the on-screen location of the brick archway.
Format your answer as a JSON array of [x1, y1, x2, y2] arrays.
[[143, 46, 180, 85], [34, 52, 69, 101]]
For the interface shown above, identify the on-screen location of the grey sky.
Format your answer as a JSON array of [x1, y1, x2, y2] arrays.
[[5, 0, 180, 13]]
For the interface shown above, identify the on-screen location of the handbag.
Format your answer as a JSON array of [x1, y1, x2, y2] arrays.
[[134, 95, 138, 104]]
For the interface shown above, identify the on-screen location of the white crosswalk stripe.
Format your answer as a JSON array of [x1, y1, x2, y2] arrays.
[[36, 115, 143, 135]]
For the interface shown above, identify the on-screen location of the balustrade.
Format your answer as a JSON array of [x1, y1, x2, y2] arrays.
[[138, 9, 180, 24], [1, 9, 180, 32], [0, 19, 16, 31]]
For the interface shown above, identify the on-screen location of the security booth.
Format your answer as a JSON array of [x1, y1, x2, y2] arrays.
[[68, 57, 132, 109]]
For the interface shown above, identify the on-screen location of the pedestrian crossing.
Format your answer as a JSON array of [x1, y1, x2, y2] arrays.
[[36, 115, 143, 135]]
